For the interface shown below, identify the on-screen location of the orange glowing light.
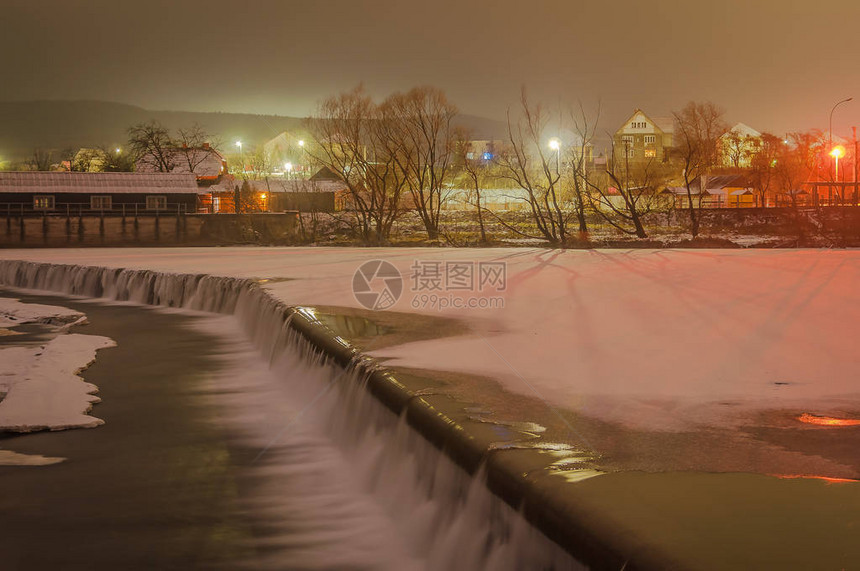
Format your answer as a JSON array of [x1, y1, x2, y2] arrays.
[[775, 474, 858, 483], [797, 413, 860, 427], [260, 193, 267, 200], [830, 145, 846, 159]]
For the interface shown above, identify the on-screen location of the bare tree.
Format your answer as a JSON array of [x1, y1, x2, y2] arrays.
[[454, 132, 492, 243], [384, 86, 457, 240], [749, 132, 782, 207], [495, 89, 574, 245], [588, 145, 670, 238], [307, 86, 406, 244], [127, 120, 176, 172], [774, 133, 818, 207], [673, 101, 729, 237], [567, 104, 600, 235], [28, 148, 55, 171], [721, 128, 756, 168], [176, 123, 220, 173]]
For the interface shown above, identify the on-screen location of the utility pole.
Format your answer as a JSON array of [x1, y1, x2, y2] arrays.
[[854, 126, 858, 206]]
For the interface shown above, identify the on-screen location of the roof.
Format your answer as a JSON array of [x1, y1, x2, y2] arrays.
[[0, 172, 200, 194], [725, 122, 761, 138], [617, 109, 675, 135], [207, 177, 347, 194], [310, 166, 343, 182]]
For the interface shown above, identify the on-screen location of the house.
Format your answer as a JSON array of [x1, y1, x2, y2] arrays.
[[462, 140, 503, 162], [263, 131, 312, 175], [134, 143, 227, 184], [719, 123, 762, 168], [0, 172, 202, 214], [613, 109, 674, 162], [201, 169, 348, 213], [663, 174, 756, 208]]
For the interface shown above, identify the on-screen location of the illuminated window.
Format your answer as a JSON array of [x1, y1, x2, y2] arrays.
[[33, 195, 54, 210], [90, 195, 112, 210], [146, 195, 167, 210], [482, 152, 493, 160], [466, 152, 474, 160], [644, 148, 657, 158]]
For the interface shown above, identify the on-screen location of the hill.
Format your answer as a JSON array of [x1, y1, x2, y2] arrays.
[[0, 100, 507, 162]]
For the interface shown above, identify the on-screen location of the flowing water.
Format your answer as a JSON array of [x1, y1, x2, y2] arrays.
[[0, 261, 583, 570]]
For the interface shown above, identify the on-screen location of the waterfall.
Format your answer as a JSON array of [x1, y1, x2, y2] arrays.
[[0, 260, 588, 570]]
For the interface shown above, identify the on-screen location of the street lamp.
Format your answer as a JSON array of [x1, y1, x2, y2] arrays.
[[549, 138, 561, 174], [829, 97, 853, 177], [831, 145, 846, 182], [235, 141, 244, 174]]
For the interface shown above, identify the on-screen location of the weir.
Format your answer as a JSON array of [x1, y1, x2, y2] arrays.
[[0, 260, 634, 570]]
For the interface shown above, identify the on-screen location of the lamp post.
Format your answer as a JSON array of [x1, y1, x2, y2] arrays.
[[829, 98, 852, 177], [298, 140, 306, 177]]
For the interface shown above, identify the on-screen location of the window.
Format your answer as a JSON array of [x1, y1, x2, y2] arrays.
[[212, 197, 221, 213], [466, 152, 474, 160], [621, 135, 634, 145], [644, 148, 657, 158], [631, 121, 647, 129], [644, 135, 656, 144], [90, 195, 112, 210], [146, 195, 167, 210], [33, 195, 55, 210], [626, 147, 635, 158]]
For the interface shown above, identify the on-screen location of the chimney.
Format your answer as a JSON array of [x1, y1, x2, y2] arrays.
[[202, 142, 210, 150]]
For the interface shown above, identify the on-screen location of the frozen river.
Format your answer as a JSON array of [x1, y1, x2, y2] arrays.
[[2, 247, 860, 569]]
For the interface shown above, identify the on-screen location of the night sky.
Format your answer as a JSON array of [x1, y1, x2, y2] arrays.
[[4, 0, 860, 135]]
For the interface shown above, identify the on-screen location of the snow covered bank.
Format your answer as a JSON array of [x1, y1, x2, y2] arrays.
[[0, 296, 85, 329], [0, 297, 115, 432]]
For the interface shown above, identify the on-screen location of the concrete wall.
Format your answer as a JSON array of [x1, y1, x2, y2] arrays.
[[0, 213, 297, 247]]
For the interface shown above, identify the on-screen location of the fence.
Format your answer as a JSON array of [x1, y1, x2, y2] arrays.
[[0, 210, 298, 247]]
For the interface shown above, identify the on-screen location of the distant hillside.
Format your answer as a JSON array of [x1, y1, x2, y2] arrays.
[[0, 100, 507, 162]]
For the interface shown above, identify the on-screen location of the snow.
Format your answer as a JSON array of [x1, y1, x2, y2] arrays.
[[2, 247, 860, 433], [0, 450, 65, 466], [0, 297, 86, 328], [0, 298, 115, 432]]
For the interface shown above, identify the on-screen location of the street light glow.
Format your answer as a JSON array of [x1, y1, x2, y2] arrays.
[[298, 140, 305, 147], [830, 146, 845, 159], [284, 162, 293, 172], [235, 141, 243, 149], [548, 139, 560, 150]]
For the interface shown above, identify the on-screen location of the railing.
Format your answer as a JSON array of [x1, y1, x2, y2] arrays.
[[0, 203, 193, 217]]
